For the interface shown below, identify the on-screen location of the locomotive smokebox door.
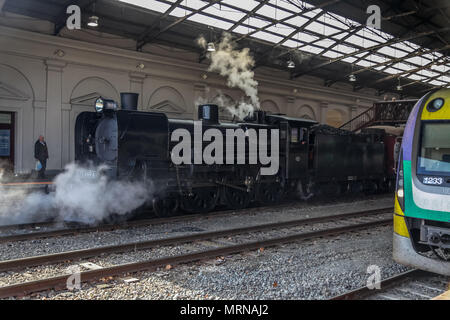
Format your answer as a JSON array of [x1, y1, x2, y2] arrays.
[[95, 116, 118, 163]]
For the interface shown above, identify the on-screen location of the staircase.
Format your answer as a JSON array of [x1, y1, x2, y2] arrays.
[[339, 99, 418, 132]]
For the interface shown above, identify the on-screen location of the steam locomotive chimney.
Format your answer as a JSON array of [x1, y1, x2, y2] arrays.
[[121, 93, 139, 111], [198, 104, 219, 124], [255, 110, 266, 124]]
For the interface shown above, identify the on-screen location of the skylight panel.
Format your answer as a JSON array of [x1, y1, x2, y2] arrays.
[[355, 60, 374, 67], [322, 50, 343, 59], [203, 5, 246, 22], [303, 9, 323, 18], [304, 21, 341, 36], [391, 62, 413, 71], [283, 39, 302, 48], [345, 35, 378, 49], [405, 56, 430, 66], [252, 31, 284, 43], [266, 25, 296, 36], [366, 54, 385, 64], [170, 7, 192, 17], [335, 44, 357, 54], [182, 0, 206, 10], [299, 45, 323, 55], [384, 67, 401, 75], [431, 64, 446, 72], [285, 16, 309, 28], [222, 0, 259, 11], [392, 42, 415, 54], [440, 76, 450, 84], [407, 74, 425, 81], [420, 69, 440, 78], [257, 4, 292, 20], [233, 25, 256, 35], [295, 32, 319, 43], [120, 0, 169, 13], [248, 17, 272, 28], [324, 14, 351, 29], [274, 0, 304, 13], [188, 13, 234, 30], [314, 39, 335, 48], [341, 57, 357, 64], [356, 29, 385, 44], [428, 80, 446, 86]]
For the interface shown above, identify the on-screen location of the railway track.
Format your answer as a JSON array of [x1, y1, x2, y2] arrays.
[[0, 200, 391, 243], [0, 207, 392, 299], [331, 269, 450, 300], [0, 201, 306, 243]]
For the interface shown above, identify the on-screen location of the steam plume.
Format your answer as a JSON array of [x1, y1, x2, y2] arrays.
[[197, 32, 260, 119], [0, 163, 152, 225]]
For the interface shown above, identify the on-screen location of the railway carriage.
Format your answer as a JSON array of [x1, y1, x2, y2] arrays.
[[393, 88, 450, 275]]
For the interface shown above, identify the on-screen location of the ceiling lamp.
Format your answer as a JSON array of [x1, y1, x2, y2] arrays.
[[207, 42, 216, 52], [349, 74, 356, 82], [287, 60, 295, 69], [87, 15, 99, 27], [396, 78, 402, 91]]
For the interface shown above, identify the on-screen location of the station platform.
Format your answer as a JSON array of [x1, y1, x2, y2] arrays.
[[0, 170, 60, 190], [433, 290, 450, 300]]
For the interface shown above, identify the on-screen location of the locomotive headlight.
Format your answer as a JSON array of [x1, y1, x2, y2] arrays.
[[396, 152, 405, 211], [397, 188, 404, 198], [95, 97, 118, 113], [95, 98, 104, 113], [427, 98, 444, 112]]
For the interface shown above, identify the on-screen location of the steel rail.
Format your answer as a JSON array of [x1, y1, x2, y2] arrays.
[[0, 216, 392, 298], [0, 208, 392, 272], [0, 201, 309, 243], [329, 269, 425, 300]]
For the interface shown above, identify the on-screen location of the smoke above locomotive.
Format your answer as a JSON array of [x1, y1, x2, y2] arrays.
[[196, 32, 260, 120]]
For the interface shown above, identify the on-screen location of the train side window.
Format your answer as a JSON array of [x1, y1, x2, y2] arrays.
[[291, 128, 299, 143], [299, 128, 308, 143]]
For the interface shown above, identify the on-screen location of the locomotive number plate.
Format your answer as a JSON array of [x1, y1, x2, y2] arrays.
[[422, 177, 443, 185]]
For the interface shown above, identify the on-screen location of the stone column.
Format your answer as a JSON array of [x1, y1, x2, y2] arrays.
[[319, 101, 328, 124], [129, 72, 146, 110], [45, 59, 66, 170], [284, 96, 296, 116]]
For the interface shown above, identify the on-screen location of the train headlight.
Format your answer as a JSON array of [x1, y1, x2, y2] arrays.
[[396, 152, 405, 211], [95, 98, 104, 113], [426, 98, 444, 112], [95, 97, 118, 113]]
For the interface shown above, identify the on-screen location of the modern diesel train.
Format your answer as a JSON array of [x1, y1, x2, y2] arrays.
[[393, 88, 450, 275], [74, 93, 400, 217]]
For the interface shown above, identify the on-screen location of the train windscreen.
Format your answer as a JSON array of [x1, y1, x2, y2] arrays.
[[417, 122, 450, 176]]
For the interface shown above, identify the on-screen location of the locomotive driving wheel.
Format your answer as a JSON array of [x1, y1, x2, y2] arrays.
[[257, 182, 284, 205], [180, 187, 219, 214], [152, 196, 179, 218], [221, 184, 251, 210]]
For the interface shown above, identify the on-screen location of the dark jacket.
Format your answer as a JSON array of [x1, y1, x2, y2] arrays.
[[34, 140, 49, 161]]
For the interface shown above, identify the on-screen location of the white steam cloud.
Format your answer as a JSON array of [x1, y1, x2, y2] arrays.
[[197, 32, 260, 120], [0, 163, 152, 226]]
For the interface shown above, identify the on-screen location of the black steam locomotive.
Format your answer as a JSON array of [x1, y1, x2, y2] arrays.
[[75, 93, 397, 217]]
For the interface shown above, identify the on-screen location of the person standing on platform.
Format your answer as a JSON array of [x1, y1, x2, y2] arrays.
[[34, 135, 48, 179]]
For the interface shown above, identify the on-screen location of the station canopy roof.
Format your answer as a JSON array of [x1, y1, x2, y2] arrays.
[[2, 0, 450, 97]]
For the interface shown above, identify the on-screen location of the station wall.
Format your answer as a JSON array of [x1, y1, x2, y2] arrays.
[[0, 24, 386, 172]]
